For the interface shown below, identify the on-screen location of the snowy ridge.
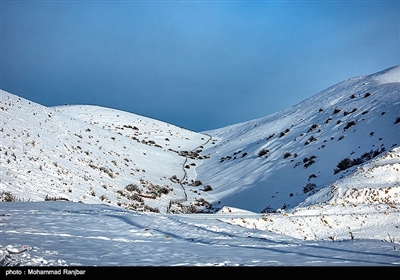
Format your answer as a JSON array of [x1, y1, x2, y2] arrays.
[[1, 66, 400, 266]]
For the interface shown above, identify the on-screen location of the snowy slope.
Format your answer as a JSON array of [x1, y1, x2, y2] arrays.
[[1, 66, 399, 215], [196, 65, 400, 213], [0, 93, 214, 213], [1, 66, 400, 267], [220, 149, 400, 241]]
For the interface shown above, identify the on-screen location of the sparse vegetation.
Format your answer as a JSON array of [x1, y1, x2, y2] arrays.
[[193, 180, 202, 187], [382, 233, 397, 251], [303, 155, 317, 168], [44, 195, 70, 201], [0, 191, 19, 202], [175, 204, 201, 214], [87, 187, 96, 197], [144, 183, 170, 198], [305, 136, 317, 146], [261, 205, 276, 213], [170, 175, 180, 183], [308, 124, 319, 133], [334, 147, 386, 174], [258, 149, 269, 157], [343, 120, 356, 130], [283, 152, 292, 158], [308, 174, 317, 181], [193, 198, 212, 209], [126, 184, 141, 193], [279, 128, 290, 138], [100, 195, 110, 203], [343, 108, 357, 116], [303, 183, 316, 194], [266, 133, 275, 140]]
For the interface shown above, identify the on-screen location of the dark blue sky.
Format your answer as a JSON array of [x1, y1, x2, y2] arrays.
[[1, 0, 399, 132]]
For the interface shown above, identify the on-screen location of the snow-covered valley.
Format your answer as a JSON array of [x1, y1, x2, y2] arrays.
[[1, 66, 399, 266]]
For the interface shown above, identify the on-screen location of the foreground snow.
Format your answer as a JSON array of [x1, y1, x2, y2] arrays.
[[1, 202, 399, 266]]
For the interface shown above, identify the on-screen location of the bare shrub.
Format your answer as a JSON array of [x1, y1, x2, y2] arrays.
[[303, 183, 316, 194], [125, 184, 141, 193], [334, 147, 385, 174], [343, 121, 356, 130], [258, 149, 269, 157], [45, 195, 70, 201], [100, 195, 111, 203], [193, 180, 202, 186], [308, 124, 319, 133], [304, 155, 317, 168], [305, 136, 317, 145], [145, 184, 170, 198], [266, 133, 275, 140], [0, 191, 19, 202], [283, 152, 292, 158]]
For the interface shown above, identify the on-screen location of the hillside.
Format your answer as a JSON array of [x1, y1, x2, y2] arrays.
[[0, 93, 215, 213], [1, 66, 399, 217], [197, 65, 400, 212]]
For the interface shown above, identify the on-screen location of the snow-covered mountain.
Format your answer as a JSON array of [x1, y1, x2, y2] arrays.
[[1, 66, 400, 267], [1, 66, 399, 218], [197, 65, 400, 213]]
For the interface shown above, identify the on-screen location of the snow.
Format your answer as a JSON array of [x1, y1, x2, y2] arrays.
[[1, 202, 399, 267], [1, 66, 400, 267]]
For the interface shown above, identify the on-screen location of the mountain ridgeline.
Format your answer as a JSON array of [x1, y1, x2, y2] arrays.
[[1, 66, 399, 214]]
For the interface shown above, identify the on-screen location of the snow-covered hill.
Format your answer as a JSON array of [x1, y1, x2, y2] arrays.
[[0, 93, 215, 213], [195, 65, 400, 213], [1, 66, 399, 214], [1, 66, 400, 248]]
